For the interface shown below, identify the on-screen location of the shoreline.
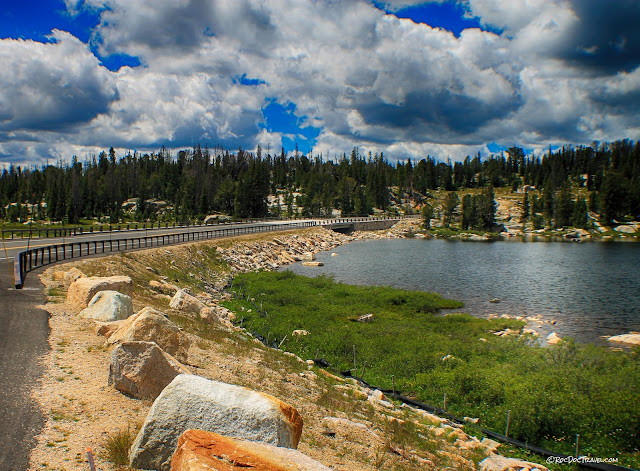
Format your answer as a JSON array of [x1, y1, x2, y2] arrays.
[[279, 227, 639, 348], [30, 224, 501, 471]]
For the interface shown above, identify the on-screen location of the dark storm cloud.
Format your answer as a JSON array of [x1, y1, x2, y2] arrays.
[[356, 87, 522, 143], [560, 0, 640, 73]]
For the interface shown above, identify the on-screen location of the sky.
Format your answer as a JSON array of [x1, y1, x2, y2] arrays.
[[1, 0, 640, 166]]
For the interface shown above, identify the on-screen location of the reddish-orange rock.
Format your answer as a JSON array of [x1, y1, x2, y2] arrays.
[[171, 430, 331, 471]]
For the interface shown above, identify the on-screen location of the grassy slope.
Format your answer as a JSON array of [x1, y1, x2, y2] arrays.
[[226, 271, 640, 468]]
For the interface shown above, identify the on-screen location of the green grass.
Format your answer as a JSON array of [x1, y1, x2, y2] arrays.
[[226, 271, 640, 469], [103, 425, 139, 467]]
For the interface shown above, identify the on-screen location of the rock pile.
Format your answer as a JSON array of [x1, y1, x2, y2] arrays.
[[215, 224, 416, 275]]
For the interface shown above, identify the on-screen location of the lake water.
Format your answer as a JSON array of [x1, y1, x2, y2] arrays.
[[283, 238, 640, 344]]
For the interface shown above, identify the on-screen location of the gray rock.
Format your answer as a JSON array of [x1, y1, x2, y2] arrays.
[[67, 275, 133, 308], [108, 341, 189, 400], [129, 374, 303, 471], [170, 289, 205, 314], [108, 307, 190, 363], [614, 224, 637, 234], [78, 291, 133, 322]]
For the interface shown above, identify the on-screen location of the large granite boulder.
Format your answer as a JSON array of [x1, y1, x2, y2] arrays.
[[170, 289, 206, 315], [171, 429, 330, 471], [129, 374, 303, 471], [614, 225, 637, 234], [79, 291, 133, 322], [108, 307, 190, 363], [67, 275, 133, 308], [108, 341, 189, 400], [608, 332, 640, 346], [53, 267, 85, 287]]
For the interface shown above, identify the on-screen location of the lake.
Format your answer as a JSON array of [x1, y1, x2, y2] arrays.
[[283, 238, 640, 344]]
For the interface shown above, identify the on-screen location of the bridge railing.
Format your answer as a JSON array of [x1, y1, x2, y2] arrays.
[[1, 218, 270, 240], [12, 215, 416, 288], [13, 221, 315, 289]]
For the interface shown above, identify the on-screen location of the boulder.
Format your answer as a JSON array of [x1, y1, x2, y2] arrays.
[[108, 307, 190, 363], [67, 275, 133, 308], [108, 341, 189, 400], [301, 252, 316, 261], [129, 374, 303, 471], [171, 429, 331, 471], [546, 332, 562, 345], [79, 291, 133, 322], [149, 280, 179, 295], [614, 225, 637, 234], [65, 267, 85, 285], [301, 261, 323, 267], [95, 319, 125, 338], [53, 267, 84, 286], [479, 455, 548, 471], [170, 289, 206, 315], [607, 332, 640, 346], [199, 307, 220, 324]]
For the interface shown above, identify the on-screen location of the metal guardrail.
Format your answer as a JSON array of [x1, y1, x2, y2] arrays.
[[2, 215, 416, 239], [1, 219, 265, 240], [11, 215, 413, 289], [13, 221, 315, 289]]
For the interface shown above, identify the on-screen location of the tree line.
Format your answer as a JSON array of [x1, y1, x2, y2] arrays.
[[0, 139, 638, 226]]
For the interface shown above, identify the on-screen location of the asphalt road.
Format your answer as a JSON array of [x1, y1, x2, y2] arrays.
[[0, 219, 319, 263], [0, 270, 48, 471]]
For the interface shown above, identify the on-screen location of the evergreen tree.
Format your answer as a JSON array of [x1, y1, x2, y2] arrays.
[[555, 185, 574, 228], [421, 203, 434, 229], [520, 190, 530, 224], [442, 192, 459, 227], [600, 172, 629, 224], [478, 185, 496, 229], [572, 196, 588, 228]]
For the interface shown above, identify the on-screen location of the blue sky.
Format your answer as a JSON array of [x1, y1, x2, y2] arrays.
[[1, 0, 639, 164]]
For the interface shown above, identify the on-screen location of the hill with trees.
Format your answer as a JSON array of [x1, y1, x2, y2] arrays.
[[1, 140, 638, 229]]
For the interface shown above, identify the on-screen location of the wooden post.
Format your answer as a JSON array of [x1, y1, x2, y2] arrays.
[[505, 410, 511, 437], [444, 393, 447, 411], [360, 361, 367, 379], [353, 345, 356, 369], [277, 335, 287, 349], [575, 434, 580, 458], [392, 375, 396, 395], [86, 447, 96, 471]]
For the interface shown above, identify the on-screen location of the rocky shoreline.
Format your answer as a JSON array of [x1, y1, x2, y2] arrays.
[[30, 221, 560, 471]]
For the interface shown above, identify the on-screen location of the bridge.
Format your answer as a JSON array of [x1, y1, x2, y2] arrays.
[[5, 216, 409, 289]]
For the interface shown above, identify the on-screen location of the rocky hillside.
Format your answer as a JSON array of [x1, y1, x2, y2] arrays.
[[31, 225, 548, 471]]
